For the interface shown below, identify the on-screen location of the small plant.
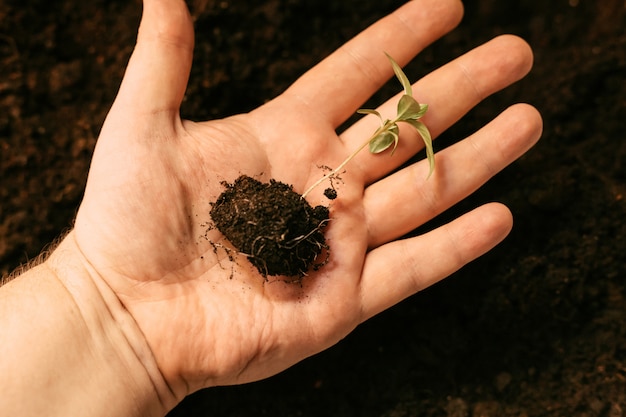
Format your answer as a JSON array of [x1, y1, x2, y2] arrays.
[[301, 53, 434, 200], [210, 54, 435, 279]]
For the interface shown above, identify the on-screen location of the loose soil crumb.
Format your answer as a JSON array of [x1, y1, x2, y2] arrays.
[[323, 188, 338, 200], [209, 175, 330, 278]]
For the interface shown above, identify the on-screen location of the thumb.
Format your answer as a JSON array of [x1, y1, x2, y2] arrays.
[[109, 0, 194, 120]]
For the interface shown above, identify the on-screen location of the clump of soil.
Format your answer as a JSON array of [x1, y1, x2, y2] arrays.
[[210, 175, 330, 278]]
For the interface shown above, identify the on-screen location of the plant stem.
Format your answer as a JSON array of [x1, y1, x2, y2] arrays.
[[301, 121, 393, 200]]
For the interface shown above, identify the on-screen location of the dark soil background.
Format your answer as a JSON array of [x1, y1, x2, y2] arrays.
[[1, 0, 625, 416]]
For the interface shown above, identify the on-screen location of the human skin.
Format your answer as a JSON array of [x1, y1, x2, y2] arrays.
[[0, 0, 542, 416]]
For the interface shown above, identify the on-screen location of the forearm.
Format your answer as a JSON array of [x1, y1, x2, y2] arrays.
[[0, 234, 176, 417]]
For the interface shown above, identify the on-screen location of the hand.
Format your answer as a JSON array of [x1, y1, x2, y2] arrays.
[[68, 0, 541, 404]]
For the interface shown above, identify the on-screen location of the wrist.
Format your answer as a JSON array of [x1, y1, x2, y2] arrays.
[[48, 233, 180, 414], [0, 232, 177, 416]]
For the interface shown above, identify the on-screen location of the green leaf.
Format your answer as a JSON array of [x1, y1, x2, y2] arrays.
[[403, 119, 435, 177], [385, 53, 413, 97], [357, 108, 384, 124], [369, 131, 396, 154], [388, 129, 400, 155], [397, 95, 427, 120]]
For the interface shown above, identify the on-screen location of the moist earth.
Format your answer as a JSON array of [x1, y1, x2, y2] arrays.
[[209, 175, 329, 278]]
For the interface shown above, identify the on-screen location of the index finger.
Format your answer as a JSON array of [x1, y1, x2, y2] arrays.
[[281, 0, 464, 129]]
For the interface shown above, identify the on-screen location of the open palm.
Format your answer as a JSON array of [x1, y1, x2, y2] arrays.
[[71, 0, 541, 401]]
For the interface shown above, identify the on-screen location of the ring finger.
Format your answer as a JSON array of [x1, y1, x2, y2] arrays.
[[363, 103, 542, 249]]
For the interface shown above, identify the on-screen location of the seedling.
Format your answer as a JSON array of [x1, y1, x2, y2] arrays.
[[210, 55, 435, 279], [301, 53, 434, 199]]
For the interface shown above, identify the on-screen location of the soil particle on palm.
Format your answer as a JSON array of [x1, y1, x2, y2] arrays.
[[323, 187, 338, 200], [210, 175, 330, 278]]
